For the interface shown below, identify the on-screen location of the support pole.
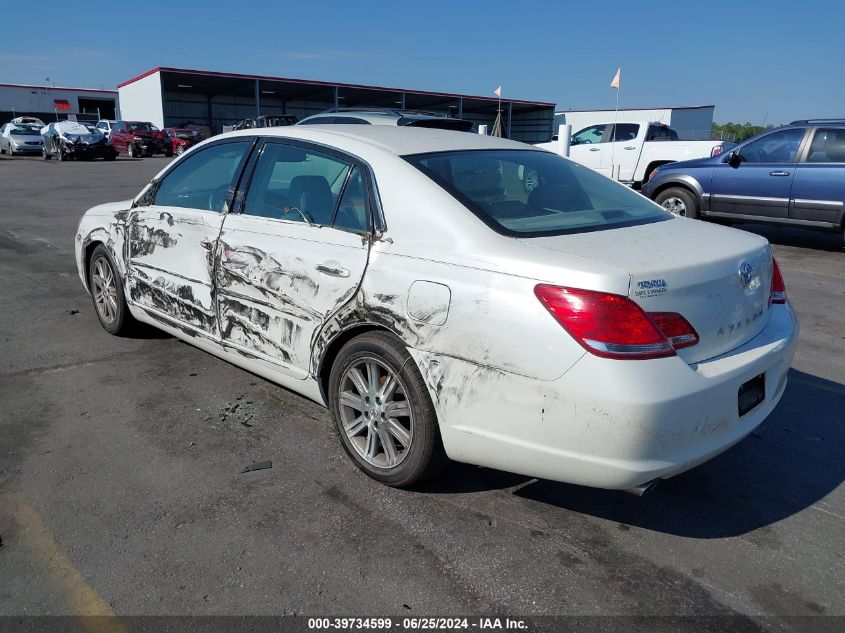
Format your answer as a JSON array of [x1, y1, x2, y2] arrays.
[[333, 86, 339, 110], [557, 124, 571, 157], [506, 102, 512, 139], [458, 97, 463, 119], [255, 79, 261, 118]]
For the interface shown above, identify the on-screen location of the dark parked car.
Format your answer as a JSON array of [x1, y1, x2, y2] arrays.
[[110, 121, 171, 158], [642, 119, 845, 240]]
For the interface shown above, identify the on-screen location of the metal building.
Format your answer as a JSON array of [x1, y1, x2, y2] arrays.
[[0, 83, 118, 123], [555, 105, 716, 140], [117, 67, 555, 142]]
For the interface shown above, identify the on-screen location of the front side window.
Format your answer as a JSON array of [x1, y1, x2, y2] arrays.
[[333, 167, 370, 233], [243, 143, 351, 224], [572, 125, 606, 145], [807, 128, 845, 163], [154, 141, 251, 212], [406, 149, 669, 237], [740, 128, 805, 163]]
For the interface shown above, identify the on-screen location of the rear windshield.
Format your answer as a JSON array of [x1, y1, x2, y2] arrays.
[[403, 118, 474, 132], [405, 149, 669, 237]]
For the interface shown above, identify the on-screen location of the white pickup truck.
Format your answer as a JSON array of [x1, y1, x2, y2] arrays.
[[535, 121, 732, 188]]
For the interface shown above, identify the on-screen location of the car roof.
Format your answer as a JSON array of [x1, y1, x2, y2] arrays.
[[221, 124, 530, 156]]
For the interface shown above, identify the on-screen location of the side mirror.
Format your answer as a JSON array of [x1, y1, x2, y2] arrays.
[[725, 150, 742, 165]]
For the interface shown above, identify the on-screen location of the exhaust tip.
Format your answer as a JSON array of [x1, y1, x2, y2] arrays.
[[624, 479, 659, 496]]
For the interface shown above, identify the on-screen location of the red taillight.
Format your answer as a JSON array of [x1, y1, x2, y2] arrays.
[[770, 257, 786, 304], [535, 285, 680, 360], [649, 312, 699, 349], [711, 145, 724, 157]]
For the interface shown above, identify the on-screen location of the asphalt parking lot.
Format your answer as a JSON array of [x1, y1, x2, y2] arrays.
[[0, 154, 843, 623]]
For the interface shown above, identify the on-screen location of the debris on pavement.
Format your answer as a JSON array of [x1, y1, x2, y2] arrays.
[[241, 460, 272, 474]]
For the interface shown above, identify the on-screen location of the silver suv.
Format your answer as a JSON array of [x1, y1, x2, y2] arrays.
[[298, 109, 475, 132]]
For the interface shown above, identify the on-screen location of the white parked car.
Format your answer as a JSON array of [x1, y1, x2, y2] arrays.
[[535, 121, 732, 188], [75, 126, 797, 491], [0, 122, 44, 155]]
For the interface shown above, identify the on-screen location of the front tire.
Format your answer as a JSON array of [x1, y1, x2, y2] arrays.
[[655, 186, 700, 219], [88, 245, 136, 336], [127, 143, 136, 159], [328, 332, 446, 488]]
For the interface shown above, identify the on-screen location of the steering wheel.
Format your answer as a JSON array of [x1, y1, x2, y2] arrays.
[[582, 139, 592, 144], [207, 185, 230, 212]]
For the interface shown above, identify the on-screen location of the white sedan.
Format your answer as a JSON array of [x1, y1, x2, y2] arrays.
[[74, 126, 797, 492]]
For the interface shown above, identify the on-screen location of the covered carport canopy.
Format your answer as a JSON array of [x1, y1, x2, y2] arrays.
[[141, 67, 554, 142]]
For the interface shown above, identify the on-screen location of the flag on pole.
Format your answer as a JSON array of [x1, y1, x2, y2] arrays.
[[610, 68, 621, 90], [494, 86, 502, 97]]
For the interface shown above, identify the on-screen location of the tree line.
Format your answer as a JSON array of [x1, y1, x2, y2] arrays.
[[712, 121, 775, 142]]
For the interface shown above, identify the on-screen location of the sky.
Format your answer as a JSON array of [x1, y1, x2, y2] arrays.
[[2, 0, 842, 125]]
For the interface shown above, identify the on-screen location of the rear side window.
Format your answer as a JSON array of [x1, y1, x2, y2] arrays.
[[333, 167, 370, 233], [243, 142, 351, 224], [299, 117, 337, 125], [807, 128, 845, 163], [612, 124, 639, 142], [154, 141, 251, 212], [406, 149, 669, 237], [740, 128, 805, 163]]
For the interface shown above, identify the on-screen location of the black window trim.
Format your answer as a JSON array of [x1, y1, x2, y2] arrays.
[[232, 136, 386, 235], [403, 148, 670, 239]]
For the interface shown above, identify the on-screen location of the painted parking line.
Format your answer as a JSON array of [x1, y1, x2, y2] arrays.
[[2, 491, 127, 633]]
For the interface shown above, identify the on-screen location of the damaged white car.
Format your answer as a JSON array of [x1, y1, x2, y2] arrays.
[[75, 126, 797, 491]]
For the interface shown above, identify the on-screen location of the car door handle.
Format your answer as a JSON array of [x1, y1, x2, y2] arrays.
[[589, 147, 600, 152], [624, 146, 636, 150], [315, 264, 350, 278], [769, 171, 790, 176]]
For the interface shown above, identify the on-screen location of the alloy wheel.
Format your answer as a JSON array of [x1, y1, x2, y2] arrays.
[[91, 255, 118, 324], [338, 357, 413, 469], [662, 196, 688, 217]]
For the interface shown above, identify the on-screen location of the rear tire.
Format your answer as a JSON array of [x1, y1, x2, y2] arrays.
[[88, 244, 136, 336], [655, 186, 699, 219], [328, 331, 447, 488]]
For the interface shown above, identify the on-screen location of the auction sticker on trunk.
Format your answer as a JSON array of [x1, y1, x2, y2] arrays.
[[633, 277, 669, 298]]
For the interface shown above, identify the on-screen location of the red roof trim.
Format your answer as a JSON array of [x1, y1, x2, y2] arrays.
[[0, 82, 117, 94], [117, 66, 555, 107], [557, 105, 715, 113]]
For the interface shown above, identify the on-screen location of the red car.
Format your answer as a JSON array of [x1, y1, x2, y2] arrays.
[[110, 121, 171, 158], [163, 127, 205, 156]]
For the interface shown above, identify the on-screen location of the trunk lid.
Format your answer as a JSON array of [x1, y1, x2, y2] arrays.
[[522, 218, 773, 364]]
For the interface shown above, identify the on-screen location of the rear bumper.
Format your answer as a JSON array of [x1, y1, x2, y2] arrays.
[[418, 303, 798, 490]]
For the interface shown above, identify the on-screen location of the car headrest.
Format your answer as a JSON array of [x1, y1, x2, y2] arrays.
[[528, 183, 591, 212], [288, 175, 334, 224]]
